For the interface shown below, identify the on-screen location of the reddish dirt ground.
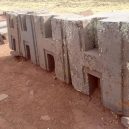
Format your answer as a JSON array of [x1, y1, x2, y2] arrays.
[[0, 44, 124, 129]]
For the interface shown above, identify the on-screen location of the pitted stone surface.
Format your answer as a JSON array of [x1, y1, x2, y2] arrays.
[[6, 11, 129, 120], [121, 117, 129, 128]]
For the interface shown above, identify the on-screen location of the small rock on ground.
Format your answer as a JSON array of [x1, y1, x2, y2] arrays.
[[40, 115, 51, 121], [0, 94, 8, 101]]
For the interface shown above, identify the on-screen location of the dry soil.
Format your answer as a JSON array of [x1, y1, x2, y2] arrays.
[[0, 44, 124, 129]]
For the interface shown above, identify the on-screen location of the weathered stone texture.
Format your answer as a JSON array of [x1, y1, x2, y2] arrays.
[[51, 14, 82, 83], [6, 12, 21, 55], [121, 22, 129, 116], [32, 13, 55, 69], [18, 12, 39, 64], [7, 11, 129, 122], [97, 20, 122, 113]]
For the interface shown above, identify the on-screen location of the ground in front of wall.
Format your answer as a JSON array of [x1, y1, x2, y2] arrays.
[[0, 44, 124, 129]]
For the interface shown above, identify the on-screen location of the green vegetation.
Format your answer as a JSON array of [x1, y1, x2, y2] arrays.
[[0, 0, 129, 14]]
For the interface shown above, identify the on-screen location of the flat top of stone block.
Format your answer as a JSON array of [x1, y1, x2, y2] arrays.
[[87, 12, 129, 21], [27, 11, 49, 16], [53, 14, 93, 22], [81, 12, 114, 20], [34, 12, 57, 17], [6, 10, 34, 16], [34, 10, 48, 13], [6, 10, 49, 16], [6, 11, 18, 16], [100, 16, 129, 23], [95, 12, 129, 17], [54, 12, 129, 21], [20, 11, 35, 15]]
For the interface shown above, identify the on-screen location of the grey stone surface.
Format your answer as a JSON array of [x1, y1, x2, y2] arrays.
[[7, 11, 129, 118], [121, 21, 129, 116], [18, 12, 39, 64], [97, 19, 122, 113], [62, 16, 99, 94], [51, 14, 81, 84], [32, 13, 72, 83], [97, 17, 129, 115], [121, 116, 129, 128]]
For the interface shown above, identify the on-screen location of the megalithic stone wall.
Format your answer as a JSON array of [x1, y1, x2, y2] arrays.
[[32, 12, 55, 68], [51, 15, 71, 83], [97, 17, 129, 115], [18, 12, 39, 65], [97, 19, 123, 114], [6, 12, 21, 55], [62, 17, 97, 94], [32, 13, 56, 69], [6, 11, 129, 118], [51, 14, 83, 83]]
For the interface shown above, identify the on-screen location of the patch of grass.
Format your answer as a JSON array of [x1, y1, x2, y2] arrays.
[[0, 0, 129, 14]]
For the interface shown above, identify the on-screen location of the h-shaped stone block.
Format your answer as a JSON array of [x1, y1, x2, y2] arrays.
[[6, 11, 21, 55], [63, 15, 124, 114], [32, 13, 72, 84]]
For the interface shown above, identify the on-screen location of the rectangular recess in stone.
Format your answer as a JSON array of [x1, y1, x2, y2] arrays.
[[23, 40, 31, 60], [36, 14, 56, 38], [51, 17, 62, 41], [21, 16, 27, 31], [9, 16, 14, 28], [44, 49, 55, 72], [11, 35, 16, 51], [88, 73, 100, 95], [25, 45, 31, 60], [82, 67, 102, 95]]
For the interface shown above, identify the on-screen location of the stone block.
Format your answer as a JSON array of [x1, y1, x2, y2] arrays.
[[97, 18, 122, 113], [18, 12, 38, 64], [121, 116, 129, 128]]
